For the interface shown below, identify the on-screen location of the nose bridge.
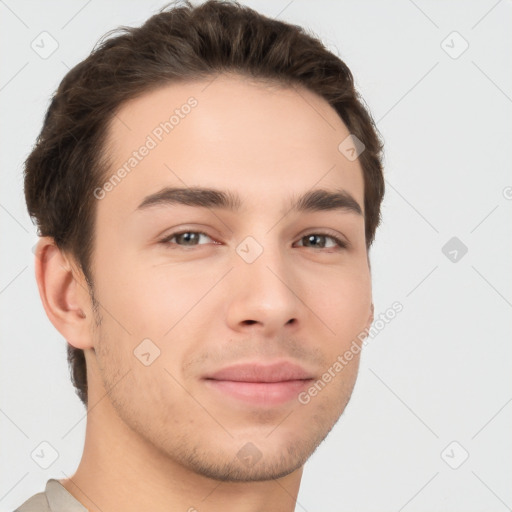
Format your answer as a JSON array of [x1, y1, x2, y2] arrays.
[[236, 233, 294, 299]]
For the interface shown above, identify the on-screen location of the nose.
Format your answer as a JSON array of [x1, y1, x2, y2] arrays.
[[224, 241, 300, 336]]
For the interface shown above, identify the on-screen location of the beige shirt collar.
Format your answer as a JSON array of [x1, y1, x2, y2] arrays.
[[45, 479, 89, 512]]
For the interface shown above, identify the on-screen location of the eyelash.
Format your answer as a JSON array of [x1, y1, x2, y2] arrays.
[[158, 230, 348, 251]]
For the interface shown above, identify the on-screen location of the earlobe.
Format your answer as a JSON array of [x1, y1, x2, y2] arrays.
[[34, 237, 93, 350]]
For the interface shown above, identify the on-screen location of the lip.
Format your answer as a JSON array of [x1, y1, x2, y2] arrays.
[[204, 361, 313, 382], [203, 361, 314, 406]]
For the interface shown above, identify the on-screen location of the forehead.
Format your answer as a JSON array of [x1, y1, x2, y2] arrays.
[[99, 74, 365, 220]]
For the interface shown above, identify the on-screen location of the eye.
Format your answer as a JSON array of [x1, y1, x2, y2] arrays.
[[158, 230, 348, 250], [295, 232, 348, 250], [159, 230, 215, 247]]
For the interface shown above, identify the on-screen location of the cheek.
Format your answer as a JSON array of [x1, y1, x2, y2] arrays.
[[95, 259, 223, 346], [305, 265, 372, 343]]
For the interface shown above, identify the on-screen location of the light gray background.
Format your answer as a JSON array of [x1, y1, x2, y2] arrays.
[[1, 1, 511, 511]]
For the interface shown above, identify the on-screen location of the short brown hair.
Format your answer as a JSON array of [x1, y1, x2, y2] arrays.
[[24, 0, 384, 408]]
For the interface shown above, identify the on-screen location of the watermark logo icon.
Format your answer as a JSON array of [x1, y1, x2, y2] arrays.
[[31, 441, 59, 469], [441, 31, 469, 59], [441, 441, 469, 469], [338, 134, 365, 161], [442, 236, 468, 263], [237, 442, 262, 467], [134, 338, 161, 366], [31, 31, 59, 59], [236, 236, 264, 264]]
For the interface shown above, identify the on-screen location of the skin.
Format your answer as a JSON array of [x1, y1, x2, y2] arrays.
[[35, 74, 374, 512]]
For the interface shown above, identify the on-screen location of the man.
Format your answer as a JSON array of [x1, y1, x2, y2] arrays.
[[16, 0, 384, 510]]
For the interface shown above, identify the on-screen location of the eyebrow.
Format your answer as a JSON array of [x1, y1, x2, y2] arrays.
[[135, 186, 363, 217]]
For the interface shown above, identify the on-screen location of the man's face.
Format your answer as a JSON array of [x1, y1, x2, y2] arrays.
[[87, 74, 373, 481]]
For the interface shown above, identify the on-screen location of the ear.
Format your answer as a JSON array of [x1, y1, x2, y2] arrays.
[[34, 237, 94, 350]]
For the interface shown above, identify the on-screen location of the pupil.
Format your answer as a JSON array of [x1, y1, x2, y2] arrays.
[[181, 232, 196, 244], [308, 235, 323, 247]]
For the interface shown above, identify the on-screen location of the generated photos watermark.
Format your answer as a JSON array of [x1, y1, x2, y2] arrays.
[[93, 96, 198, 200], [298, 301, 403, 405]]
